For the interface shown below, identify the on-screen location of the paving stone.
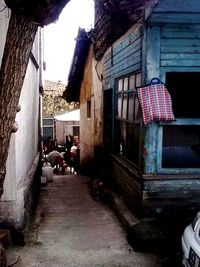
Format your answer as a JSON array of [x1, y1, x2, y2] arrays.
[[6, 174, 167, 267]]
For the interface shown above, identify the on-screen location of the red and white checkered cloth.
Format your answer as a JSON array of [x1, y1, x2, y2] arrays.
[[137, 83, 175, 125]]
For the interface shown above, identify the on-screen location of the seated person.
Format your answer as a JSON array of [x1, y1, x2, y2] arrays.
[[46, 150, 65, 174]]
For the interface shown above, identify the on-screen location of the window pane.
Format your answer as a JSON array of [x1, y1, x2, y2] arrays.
[[117, 94, 122, 118], [127, 123, 140, 164], [73, 126, 80, 137], [166, 72, 200, 118], [122, 94, 128, 119], [87, 100, 91, 118], [115, 72, 141, 166], [116, 120, 126, 155], [136, 73, 141, 87], [128, 92, 134, 121], [162, 125, 200, 168], [43, 127, 53, 139], [134, 94, 140, 121], [43, 119, 53, 126], [124, 77, 129, 91], [118, 79, 123, 92], [129, 75, 135, 90]]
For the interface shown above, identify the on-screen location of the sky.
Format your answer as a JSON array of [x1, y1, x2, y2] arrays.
[[43, 0, 94, 84]]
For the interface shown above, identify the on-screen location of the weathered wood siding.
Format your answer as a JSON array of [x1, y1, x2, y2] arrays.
[[149, 0, 200, 24], [143, 176, 200, 215], [103, 26, 143, 212], [144, 0, 200, 174], [160, 24, 200, 73], [103, 25, 143, 90], [151, 0, 200, 71], [100, 0, 200, 216], [142, 0, 200, 214], [144, 23, 200, 174], [111, 155, 142, 215]]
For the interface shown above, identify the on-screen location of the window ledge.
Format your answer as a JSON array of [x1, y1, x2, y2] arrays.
[[142, 173, 200, 180]]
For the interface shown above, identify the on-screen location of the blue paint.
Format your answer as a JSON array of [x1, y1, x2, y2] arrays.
[[103, 2, 200, 178], [154, 0, 200, 13], [149, 13, 200, 24]]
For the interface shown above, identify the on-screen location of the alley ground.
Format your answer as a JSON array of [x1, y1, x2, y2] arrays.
[[7, 174, 172, 267]]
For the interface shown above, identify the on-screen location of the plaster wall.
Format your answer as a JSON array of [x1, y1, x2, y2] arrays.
[[80, 47, 94, 172], [93, 57, 103, 148], [56, 120, 80, 145], [15, 58, 39, 185], [80, 46, 103, 174], [0, 14, 41, 232], [55, 120, 65, 144]]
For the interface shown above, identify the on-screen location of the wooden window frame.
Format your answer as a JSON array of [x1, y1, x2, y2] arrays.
[[115, 72, 141, 165], [156, 70, 200, 174]]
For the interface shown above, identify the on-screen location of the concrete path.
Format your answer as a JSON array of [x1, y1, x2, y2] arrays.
[[7, 174, 165, 267]]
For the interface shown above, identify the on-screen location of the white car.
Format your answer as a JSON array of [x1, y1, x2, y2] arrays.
[[182, 212, 200, 267]]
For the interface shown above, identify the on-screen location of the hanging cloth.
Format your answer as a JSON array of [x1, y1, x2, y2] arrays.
[[137, 78, 175, 125]]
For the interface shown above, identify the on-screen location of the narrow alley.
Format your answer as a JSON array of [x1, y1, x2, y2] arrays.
[[7, 174, 165, 267]]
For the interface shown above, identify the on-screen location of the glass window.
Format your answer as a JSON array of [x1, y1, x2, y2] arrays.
[[122, 94, 128, 119], [73, 126, 80, 137], [118, 79, 123, 92], [160, 72, 200, 170], [43, 127, 53, 139], [128, 92, 134, 122], [136, 73, 142, 87], [166, 72, 200, 118], [43, 118, 54, 140], [43, 118, 54, 126], [87, 100, 91, 118], [134, 94, 140, 121], [162, 125, 200, 168], [124, 77, 129, 91], [129, 75, 135, 90], [115, 73, 141, 165], [117, 94, 122, 118]]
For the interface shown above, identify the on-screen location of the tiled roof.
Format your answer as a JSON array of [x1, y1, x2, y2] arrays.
[[43, 80, 79, 116], [44, 80, 66, 96]]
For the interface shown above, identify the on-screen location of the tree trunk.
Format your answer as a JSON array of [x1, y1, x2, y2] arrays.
[[0, 13, 38, 197]]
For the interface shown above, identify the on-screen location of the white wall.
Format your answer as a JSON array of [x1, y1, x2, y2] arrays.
[[0, 0, 9, 65], [2, 136, 16, 201], [55, 120, 65, 144], [0, 6, 41, 228], [15, 58, 39, 186], [2, 40, 40, 203]]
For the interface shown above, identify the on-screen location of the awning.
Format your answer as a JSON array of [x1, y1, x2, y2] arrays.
[[54, 109, 80, 121]]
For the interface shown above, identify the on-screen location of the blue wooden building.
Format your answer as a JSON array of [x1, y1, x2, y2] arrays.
[[98, 0, 200, 216], [65, 0, 200, 216]]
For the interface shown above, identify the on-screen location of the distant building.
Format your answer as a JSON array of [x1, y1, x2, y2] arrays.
[[42, 80, 79, 144]]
